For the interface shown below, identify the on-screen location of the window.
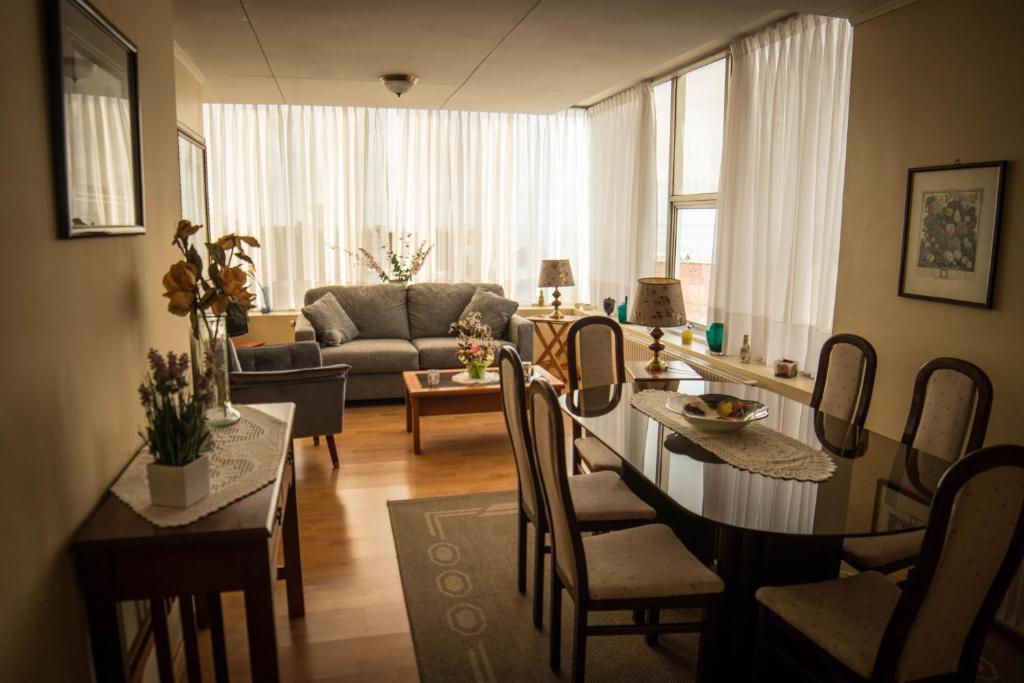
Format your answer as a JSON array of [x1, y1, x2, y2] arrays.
[[654, 57, 728, 327]]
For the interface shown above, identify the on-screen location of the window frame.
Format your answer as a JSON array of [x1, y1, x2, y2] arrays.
[[654, 52, 730, 330]]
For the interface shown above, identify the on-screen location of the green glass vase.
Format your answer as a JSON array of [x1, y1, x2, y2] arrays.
[[466, 361, 489, 380]]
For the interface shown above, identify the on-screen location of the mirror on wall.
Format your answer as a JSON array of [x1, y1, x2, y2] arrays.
[[177, 127, 209, 228]]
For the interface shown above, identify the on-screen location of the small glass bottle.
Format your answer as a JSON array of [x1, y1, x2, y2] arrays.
[[739, 334, 751, 363], [681, 323, 693, 345]]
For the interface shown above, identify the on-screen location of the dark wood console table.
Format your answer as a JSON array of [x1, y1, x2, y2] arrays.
[[70, 403, 303, 682]]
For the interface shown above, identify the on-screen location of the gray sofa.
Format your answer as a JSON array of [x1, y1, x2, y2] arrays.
[[295, 282, 534, 400]]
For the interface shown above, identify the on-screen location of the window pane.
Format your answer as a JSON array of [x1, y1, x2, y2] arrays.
[[653, 80, 672, 276], [674, 207, 716, 326], [675, 58, 726, 195]]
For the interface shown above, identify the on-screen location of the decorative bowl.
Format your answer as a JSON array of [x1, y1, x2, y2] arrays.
[[666, 393, 768, 433]]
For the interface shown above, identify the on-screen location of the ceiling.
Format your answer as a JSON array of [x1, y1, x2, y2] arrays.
[[173, 0, 894, 113]]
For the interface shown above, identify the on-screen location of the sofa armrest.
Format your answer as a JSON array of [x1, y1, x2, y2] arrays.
[[507, 314, 534, 361], [234, 340, 323, 371], [230, 364, 350, 438], [294, 313, 316, 342]]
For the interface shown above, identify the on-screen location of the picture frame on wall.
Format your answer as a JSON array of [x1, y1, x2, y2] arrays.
[[898, 161, 1006, 308], [48, 0, 144, 238], [176, 127, 210, 231]]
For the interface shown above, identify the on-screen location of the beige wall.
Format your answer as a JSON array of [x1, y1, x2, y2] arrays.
[[174, 48, 204, 137], [834, 0, 1023, 444], [0, 0, 183, 678]]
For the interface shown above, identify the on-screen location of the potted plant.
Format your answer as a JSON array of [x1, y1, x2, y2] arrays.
[[139, 349, 213, 508], [161, 220, 260, 427], [449, 312, 496, 380], [348, 228, 434, 283]]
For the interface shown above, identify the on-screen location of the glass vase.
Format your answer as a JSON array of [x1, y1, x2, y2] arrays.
[[190, 313, 241, 428], [466, 361, 489, 380], [706, 322, 725, 355]]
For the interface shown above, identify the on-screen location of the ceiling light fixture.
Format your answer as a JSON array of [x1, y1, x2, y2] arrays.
[[380, 74, 418, 98]]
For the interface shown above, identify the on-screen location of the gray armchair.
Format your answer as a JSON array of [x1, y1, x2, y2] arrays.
[[229, 341, 350, 468]]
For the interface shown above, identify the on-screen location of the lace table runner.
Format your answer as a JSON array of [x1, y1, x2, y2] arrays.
[[111, 405, 290, 527], [631, 390, 836, 482]]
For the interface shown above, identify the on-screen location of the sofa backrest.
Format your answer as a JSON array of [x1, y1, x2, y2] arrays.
[[304, 284, 411, 340], [406, 282, 504, 339]]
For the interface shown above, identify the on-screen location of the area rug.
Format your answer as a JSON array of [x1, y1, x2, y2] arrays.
[[390, 490, 1024, 682]]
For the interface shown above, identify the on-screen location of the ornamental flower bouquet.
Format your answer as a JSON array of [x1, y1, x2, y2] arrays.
[[449, 312, 495, 379], [349, 228, 433, 283]]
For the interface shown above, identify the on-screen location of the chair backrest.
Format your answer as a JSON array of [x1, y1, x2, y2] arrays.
[[902, 357, 993, 462], [529, 377, 587, 596], [875, 444, 1024, 681], [498, 346, 543, 524], [566, 317, 625, 394], [809, 334, 877, 428]]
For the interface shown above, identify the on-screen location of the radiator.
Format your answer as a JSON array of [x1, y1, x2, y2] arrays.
[[622, 334, 755, 385], [997, 569, 1024, 636]]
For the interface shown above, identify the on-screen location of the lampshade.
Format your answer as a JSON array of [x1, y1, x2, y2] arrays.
[[629, 277, 686, 327], [537, 259, 575, 287]]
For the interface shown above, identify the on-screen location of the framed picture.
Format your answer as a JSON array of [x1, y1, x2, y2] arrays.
[[898, 161, 1006, 308], [177, 127, 210, 230], [48, 0, 144, 238]]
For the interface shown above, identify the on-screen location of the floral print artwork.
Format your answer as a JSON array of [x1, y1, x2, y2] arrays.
[[917, 189, 982, 278]]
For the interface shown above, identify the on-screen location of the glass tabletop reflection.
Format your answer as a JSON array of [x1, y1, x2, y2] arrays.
[[559, 381, 950, 537]]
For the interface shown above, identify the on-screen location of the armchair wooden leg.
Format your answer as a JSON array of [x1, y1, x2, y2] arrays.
[[325, 435, 339, 468], [313, 436, 320, 446]]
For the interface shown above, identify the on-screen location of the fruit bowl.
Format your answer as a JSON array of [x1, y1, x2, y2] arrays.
[[665, 393, 768, 433]]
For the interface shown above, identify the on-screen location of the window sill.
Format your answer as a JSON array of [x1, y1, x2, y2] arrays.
[[620, 323, 815, 404]]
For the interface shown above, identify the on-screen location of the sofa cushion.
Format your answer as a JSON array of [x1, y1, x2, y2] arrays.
[[406, 282, 504, 339], [460, 288, 519, 339], [301, 293, 360, 346], [320, 339, 419, 375], [304, 284, 410, 339], [413, 337, 513, 370]]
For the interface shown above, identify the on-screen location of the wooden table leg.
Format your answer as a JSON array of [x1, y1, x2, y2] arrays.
[[76, 556, 129, 682], [411, 397, 421, 455], [243, 547, 279, 683], [282, 469, 305, 618], [206, 593, 230, 683], [149, 599, 175, 683], [179, 595, 202, 683]]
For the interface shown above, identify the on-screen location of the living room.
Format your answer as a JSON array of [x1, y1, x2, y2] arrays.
[[2, 0, 1023, 680]]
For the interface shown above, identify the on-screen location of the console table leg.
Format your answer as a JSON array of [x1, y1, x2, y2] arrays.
[[283, 473, 305, 618], [206, 593, 230, 683], [76, 556, 129, 682], [179, 595, 202, 682], [149, 599, 175, 683], [244, 550, 279, 683]]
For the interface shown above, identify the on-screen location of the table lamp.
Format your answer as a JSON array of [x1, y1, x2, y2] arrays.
[[537, 259, 574, 319], [629, 277, 686, 372]]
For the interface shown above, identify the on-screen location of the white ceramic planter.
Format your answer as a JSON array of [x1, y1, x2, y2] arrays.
[[147, 455, 211, 509]]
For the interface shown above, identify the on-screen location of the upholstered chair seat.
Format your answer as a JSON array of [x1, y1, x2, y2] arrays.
[[757, 571, 901, 678], [574, 437, 622, 472], [584, 524, 724, 601], [842, 530, 925, 573], [569, 472, 655, 523]]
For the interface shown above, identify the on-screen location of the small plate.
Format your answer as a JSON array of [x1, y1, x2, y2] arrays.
[[666, 393, 769, 433]]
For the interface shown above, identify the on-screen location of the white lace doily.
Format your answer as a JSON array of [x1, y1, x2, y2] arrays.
[[451, 370, 500, 385], [631, 389, 836, 482], [110, 405, 290, 527]]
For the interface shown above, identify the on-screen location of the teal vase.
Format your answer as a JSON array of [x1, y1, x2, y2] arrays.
[[616, 296, 629, 324], [707, 322, 724, 354]]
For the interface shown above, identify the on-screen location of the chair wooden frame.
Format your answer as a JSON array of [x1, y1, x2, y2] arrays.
[[901, 357, 993, 456], [809, 333, 878, 429], [528, 377, 720, 683], [756, 444, 1024, 682], [498, 347, 650, 631], [566, 317, 626, 473]]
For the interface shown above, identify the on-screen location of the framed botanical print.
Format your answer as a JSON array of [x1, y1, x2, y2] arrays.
[[48, 0, 144, 238], [898, 161, 1006, 308]]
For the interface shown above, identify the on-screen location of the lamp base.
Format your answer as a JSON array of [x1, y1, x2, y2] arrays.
[[550, 286, 563, 319], [645, 326, 667, 373]]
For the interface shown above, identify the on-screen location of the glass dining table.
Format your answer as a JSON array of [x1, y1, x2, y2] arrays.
[[560, 379, 948, 678]]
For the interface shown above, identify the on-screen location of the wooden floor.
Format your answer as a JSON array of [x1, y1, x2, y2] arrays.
[[196, 399, 517, 681]]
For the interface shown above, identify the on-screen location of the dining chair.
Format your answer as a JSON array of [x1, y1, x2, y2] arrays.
[[843, 357, 993, 573], [566, 316, 627, 473], [809, 333, 877, 428], [498, 346, 657, 629], [755, 444, 1024, 682], [528, 375, 724, 683]]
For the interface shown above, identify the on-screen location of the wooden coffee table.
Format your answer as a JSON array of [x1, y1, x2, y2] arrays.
[[403, 366, 565, 454]]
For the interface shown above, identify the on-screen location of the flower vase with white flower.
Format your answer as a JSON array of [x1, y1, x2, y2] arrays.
[[449, 312, 496, 380]]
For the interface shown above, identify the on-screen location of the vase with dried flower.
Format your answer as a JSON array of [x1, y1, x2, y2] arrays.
[[348, 228, 433, 283], [449, 312, 496, 380], [139, 349, 213, 508], [162, 220, 260, 427]]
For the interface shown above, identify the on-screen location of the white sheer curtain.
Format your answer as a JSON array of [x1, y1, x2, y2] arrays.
[[709, 15, 853, 370], [587, 84, 658, 308], [204, 104, 589, 309]]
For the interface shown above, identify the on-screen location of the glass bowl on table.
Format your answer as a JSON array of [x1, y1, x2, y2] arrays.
[[666, 393, 768, 433]]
